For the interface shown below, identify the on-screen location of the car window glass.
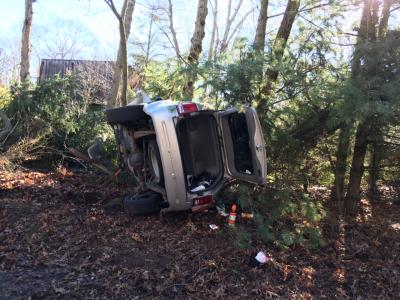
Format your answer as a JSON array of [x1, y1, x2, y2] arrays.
[[228, 113, 254, 174]]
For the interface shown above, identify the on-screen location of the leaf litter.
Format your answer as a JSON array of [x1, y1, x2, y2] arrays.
[[0, 169, 399, 299]]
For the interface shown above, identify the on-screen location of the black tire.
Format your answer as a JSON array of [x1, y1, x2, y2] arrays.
[[147, 139, 164, 187], [123, 191, 162, 216], [105, 105, 149, 125]]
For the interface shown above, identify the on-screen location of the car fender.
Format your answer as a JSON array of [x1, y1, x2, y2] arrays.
[[143, 101, 191, 211]]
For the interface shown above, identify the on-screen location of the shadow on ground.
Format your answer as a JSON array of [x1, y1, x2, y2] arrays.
[[0, 170, 399, 299]]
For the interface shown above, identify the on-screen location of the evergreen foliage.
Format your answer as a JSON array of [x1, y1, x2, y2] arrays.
[[222, 183, 326, 250], [5, 76, 114, 156]]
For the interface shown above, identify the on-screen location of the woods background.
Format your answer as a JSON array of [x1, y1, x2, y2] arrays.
[[0, 0, 400, 250]]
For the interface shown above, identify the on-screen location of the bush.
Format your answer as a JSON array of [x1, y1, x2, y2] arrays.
[[143, 60, 186, 101], [229, 226, 251, 249], [0, 86, 12, 110], [0, 135, 49, 171], [222, 183, 326, 250], [4, 76, 115, 161]]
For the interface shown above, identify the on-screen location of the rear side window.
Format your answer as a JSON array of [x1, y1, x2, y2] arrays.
[[228, 113, 254, 174]]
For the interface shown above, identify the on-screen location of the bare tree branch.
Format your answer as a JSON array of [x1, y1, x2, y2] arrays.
[[220, 0, 245, 52], [267, 1, 331, 19], [389, 5, 400, 12], [207, 0, 218, 61], [257, 0, 301, 114], [254, 0, 269, 53], [226, 8, 254, 47], [167, 0, 181, 58]]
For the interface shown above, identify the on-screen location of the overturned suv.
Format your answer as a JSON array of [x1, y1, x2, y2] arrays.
[[106, 99, 267, 215]]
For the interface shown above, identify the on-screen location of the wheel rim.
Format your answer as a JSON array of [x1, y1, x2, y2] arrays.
[[149, 146, 160, 182]]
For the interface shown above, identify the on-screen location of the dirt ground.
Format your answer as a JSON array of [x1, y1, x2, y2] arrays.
[[0, 169, 399, 299]]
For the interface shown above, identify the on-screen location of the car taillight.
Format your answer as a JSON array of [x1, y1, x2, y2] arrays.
[[193, 195, 212, 206], [177, 102, 198, 115]]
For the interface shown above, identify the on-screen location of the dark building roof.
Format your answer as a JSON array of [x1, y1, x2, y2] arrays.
[[38, 58, 114, 83], [38, 59, 115, 105]]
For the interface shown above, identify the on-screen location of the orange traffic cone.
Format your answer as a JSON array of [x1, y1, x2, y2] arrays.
[[114, 168, 121, 177], [228, 204, 237, 226]]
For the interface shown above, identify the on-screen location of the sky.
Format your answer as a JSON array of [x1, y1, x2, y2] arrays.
[[1, 0, 363, 56], [0, 0, 260, 79], [2, 0, 395, 83], [1, 0, 129, 58]]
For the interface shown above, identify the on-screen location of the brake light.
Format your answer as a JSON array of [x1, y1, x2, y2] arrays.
[[193, 195, 212, 206], [177, 102, 198, 115]]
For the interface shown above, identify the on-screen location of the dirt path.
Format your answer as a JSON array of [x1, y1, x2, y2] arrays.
[[1, 170, 399, 299]]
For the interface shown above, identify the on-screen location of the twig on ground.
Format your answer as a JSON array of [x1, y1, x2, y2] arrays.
[[161, 254, 203, 293], [66, 147, 114, 176]]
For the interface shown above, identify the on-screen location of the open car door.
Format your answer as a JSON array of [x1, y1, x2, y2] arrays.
[[218, 107, 267, 185]]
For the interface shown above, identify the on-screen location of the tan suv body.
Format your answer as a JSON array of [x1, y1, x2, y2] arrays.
[[106, 100, 266, 213]]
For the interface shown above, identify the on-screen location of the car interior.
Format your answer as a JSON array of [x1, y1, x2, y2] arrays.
[[227, 112, 254, 174], [176, 113, 223, 192]]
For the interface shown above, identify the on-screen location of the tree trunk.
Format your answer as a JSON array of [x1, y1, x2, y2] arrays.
[[378, 0, 393, 38], [119, 19, 129, 107], [256, 0, 300, 114], [331, 2, 368, 200], [168, 0, 181, 59], [20, 0, 33, 83], [368, 128, 385, 198], [331, 124, 352, 202], [183, 0, 208, 100], [253, 0, 269, 95], [345, 0, 385, 209], [345, 119, 372, 209], [331, 0, 381, 206], [253, 0, 269, 54], [367, 0, 393, 198], [350, 0, 372, 77], [207, 0, 218, 61], [121, 0, 135, 104], [106, 0, 135, 108]]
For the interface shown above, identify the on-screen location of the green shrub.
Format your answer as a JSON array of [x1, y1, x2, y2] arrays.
[[222, 183, 326, 250], [5, 76, 115, 159], [143, 60, 186, 101], [229, 225, 251, 249], [0, 86, 12, 110]]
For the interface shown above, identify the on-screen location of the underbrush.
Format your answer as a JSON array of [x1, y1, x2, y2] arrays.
[[1, 77, 116, 167], [223, 183, 326, 250], [0, 135, 50, 171]]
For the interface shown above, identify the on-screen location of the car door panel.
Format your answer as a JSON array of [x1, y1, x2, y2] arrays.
[[218, 107, 267, 185]]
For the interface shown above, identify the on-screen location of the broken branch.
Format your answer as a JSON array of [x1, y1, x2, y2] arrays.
[[66, 146, 114, 176]]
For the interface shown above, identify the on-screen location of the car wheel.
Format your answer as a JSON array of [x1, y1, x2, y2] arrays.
[[123, 191, 162, 216], [105, 105, 150, 125], [147, 139, 164, 186]]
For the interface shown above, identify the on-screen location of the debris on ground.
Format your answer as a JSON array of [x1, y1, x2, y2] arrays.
[[208, 224, 219, 230], [0, 169, 399, 298], [216, 202, 228, 217], [241, 212, 254, 219], [255, 251, 268, 263], [249, 251, 268, 268]]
